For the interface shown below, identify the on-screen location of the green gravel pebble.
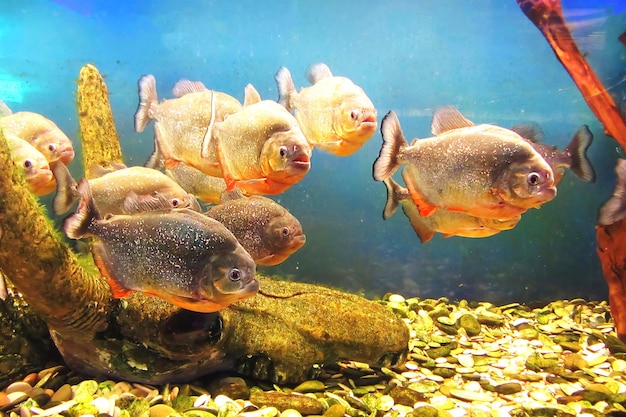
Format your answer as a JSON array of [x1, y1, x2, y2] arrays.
[[293, 380, 325, 393], [456, 314, 481, 336]]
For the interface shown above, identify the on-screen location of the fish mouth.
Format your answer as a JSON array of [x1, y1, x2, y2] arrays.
[[59, 149, 76, 165], [289, 154, 311, 170]]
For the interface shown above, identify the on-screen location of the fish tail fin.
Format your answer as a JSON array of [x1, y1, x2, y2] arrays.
[[135, 74, 158, 133], [566, 125, 596, 183], [51, 161, 79, 215], [382, 177, 404, 219], [275, 66, 296, 110], [373, 111, 406, 181], [63, 178, 101, 239], [598, 159, 626, 225], [307, 63, 333, 84]]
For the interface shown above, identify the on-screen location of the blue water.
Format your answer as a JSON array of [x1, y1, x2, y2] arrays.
[[2, 0, 625, 304]]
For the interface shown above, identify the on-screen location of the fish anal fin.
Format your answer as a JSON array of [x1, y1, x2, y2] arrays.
[[107, 279, 134, 298], [401, 169, 438, 217], [92, 241, 133, 298], [431, 105, 474, 135]]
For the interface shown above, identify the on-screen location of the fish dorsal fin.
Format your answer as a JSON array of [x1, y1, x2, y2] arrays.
[[243, 84, 262, 106], [123, 191, 174, 214], [0, 100, 12, 117], [510, 123, 544, 143], [307, 63, 333, 85], [219, 188, 246, 203], [89, 162, 128, 178], [172, 79, 207, 97], [431, 105, 474, 135]]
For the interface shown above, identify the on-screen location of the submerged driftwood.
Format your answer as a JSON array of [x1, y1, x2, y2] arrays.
[[0, 64, 409, 386], [517, 0, 626, 340]]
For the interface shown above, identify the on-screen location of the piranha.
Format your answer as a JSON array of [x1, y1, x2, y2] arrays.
[[373, 107, 557, 219], [206, 191, 306, 266], [52, 162, 200, 215], [383, 177, 520, 243], [63, 179, 259, 313], [275, 63, 377, 156], [0, 102, 75, 165], [134, 75, 242, 174], [598, 158, 626, 226], [5, 133, 56, 196], [165, 162, 228, 205], [511, 124, 596, 185], [205, 84, 312, 195]]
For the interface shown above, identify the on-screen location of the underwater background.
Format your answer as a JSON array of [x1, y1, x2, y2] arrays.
[[2, 0, 625, 304]]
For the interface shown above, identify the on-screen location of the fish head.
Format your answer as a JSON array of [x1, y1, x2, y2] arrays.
[[332, 87, 378, 146], [6, 133, 55, 195], [261, 128, 312, 185], [497, 155, 557, 209], [261, 211, 306, 264], [30, 127, 75, 165], [198, 244, 258, 306]]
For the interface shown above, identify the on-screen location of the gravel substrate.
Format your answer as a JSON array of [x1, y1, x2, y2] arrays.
[[1, 296, 625, 417]]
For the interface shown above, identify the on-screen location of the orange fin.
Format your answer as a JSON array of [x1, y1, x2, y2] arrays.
[[107, 279, 134, 298], [92, 241, 133, 298], [401, 169, 438, 217]]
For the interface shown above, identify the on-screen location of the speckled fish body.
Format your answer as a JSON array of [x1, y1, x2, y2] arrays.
[[276, 63, 377, 156], [5, 133, 55, 196], [135, 75, 242, 176], [64, 180, 258, 312], [206, 193, 306, 266], [165, 162, 227, 204], [383, 177, 521, 243], [209, 95, 312, 195], [373, 107, 556, 219], [0, 111, 75, 165], [53, 164, 200, 215]]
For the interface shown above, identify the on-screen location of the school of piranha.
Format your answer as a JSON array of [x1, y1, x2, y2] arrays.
[[0, 62, 602, 313]]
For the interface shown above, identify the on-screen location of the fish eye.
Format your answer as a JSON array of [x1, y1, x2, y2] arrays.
[[281, 227, 290, 238], [279, 146, 288, 158], [527, 172, 541, 186], [228, 268, 242, 282], [350, 110, 359, 121], [171, 198, 180, 207], [23, 159, 33, 169], [48, 143, 56, 152]]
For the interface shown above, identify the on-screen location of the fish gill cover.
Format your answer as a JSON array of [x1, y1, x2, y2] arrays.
[[2, 0, 625, 304]]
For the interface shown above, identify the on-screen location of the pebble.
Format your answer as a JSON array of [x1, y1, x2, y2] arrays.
[[2, 299, 624, 417]]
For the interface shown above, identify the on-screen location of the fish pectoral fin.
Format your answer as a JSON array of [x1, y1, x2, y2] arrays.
[[163, 158, 181, 170], [92, 241, 133, 298]]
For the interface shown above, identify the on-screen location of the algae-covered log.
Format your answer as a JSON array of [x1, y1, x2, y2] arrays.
[[77, 64, 124, 178], [0, 128, 111, 338]]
